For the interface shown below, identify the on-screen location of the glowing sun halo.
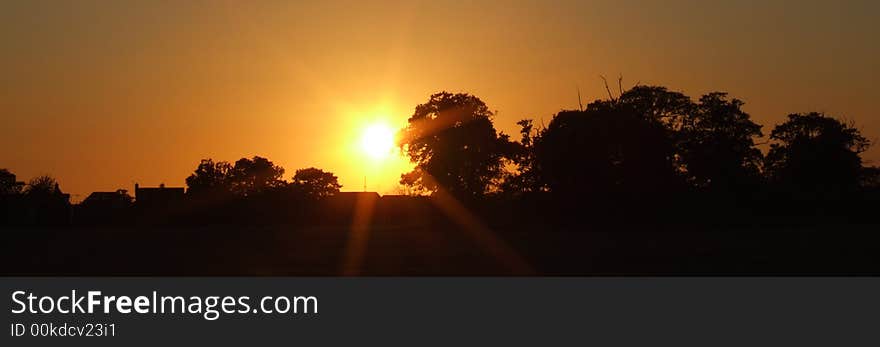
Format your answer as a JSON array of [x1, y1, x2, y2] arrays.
[[360, 123, 395, 160]]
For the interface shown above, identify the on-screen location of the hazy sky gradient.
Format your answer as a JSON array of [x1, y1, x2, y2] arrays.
[[2, 0, 878, 199]]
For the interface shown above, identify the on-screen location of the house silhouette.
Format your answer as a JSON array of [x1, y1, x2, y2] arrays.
[[134, 183, 185, 206]]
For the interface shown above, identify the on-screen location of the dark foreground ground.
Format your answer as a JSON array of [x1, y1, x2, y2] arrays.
[[1, 223, 879, 276]]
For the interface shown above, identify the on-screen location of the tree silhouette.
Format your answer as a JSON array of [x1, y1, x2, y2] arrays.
[[765, 112, 870, 196], [499, 119, 545, 195], [617, 85, 693, 128], [398, 168, 434, 196], [186, 159, 233, 196], [227, 156, 286, 196], [25, 175, 62, 197], [614, 85, 693, 177], [291, 167, 342, 199], [535, 100, 678, 197], [0, 169, 24, 195], [17, 175, 70, 225], [678, 92, 763, 190], [398, 92, 511, 199]]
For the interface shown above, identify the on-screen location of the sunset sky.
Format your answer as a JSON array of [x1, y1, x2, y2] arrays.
[[2, 0, 878, 200]]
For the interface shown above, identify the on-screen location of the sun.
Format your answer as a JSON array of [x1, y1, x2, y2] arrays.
[[360, 123, 395, 160]]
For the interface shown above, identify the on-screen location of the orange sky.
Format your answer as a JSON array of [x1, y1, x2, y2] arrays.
[[2, 0, 878, 200]]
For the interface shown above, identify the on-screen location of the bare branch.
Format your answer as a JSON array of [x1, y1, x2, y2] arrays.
[[599, 75, 616, 102], [576, 85, 584, 111]]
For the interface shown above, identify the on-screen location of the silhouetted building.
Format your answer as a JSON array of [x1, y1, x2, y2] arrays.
[[76, 190, 133, 225], [330, 191, 380, 204], [317, 192, 379, 225], [376, 195, 433, 225], [134, 183, 185, 206], [82, 191, 132, 209], [131, 184, 186, 225], [314, 192, 436, 226]]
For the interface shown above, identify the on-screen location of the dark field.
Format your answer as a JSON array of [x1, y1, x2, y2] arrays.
[[3, 223, 879, 276]]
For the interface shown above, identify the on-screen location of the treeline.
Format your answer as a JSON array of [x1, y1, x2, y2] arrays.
[[0, 157, 345, 226], [394, 86, 879, 223], [397, 87, 878, 198], [2, 84, 879, 227], [169, 158, 347, 225], [182, 157, 341, 199]]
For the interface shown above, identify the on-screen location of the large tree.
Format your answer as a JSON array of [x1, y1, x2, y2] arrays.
[[227, 156, 287, 196], [764, 112, 870, 195], [291, 167, 342, 199], [617, 85, 693, 128], [398, 92, 511, 198], [535, 100, 679, 197], [678, 92, 764, 190], [615, 85, 694, 175], [185, 159, 233, 196]]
